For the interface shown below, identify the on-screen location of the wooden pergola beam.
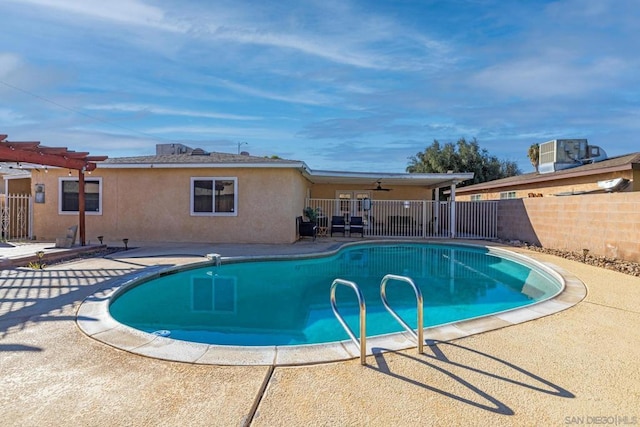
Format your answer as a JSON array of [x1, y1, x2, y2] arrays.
[[0, 144, 99, 171], [38, 147, 70, 155]]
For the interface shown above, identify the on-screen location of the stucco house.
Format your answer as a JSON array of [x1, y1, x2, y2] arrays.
[[28, 144, 475, 244]]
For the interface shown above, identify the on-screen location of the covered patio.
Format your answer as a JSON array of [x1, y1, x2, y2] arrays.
[[301, 170, 486, 239]]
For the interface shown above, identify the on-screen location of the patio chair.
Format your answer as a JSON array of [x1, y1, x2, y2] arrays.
[[297, 216, 317, 241], [349, 216, 364, 237], [330, 216, 346, 236]]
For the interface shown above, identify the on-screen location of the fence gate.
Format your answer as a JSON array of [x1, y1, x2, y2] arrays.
[[0, 194, 33, 241]]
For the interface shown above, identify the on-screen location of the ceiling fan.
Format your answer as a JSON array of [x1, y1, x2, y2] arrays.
[[369, 180, 392, 191]]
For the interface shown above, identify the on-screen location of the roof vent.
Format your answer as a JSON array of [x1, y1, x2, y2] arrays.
[[191, 148, 208, 156]]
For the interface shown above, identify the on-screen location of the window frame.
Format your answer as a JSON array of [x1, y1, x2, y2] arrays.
[[190, 177, 238, 217], [58, 177, 103, 215]]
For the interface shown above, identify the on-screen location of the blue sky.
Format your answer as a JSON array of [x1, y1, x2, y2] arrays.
[[1, 0, 638, 173]]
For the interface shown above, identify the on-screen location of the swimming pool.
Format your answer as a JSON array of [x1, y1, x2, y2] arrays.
[[108, 242, 563, 347]]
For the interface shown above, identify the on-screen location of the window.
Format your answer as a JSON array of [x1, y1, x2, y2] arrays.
[[59, 178, 102, 214], [190, 177, 237, 216], [499, 191, 517, 200], [335, 191, 371, 216], [470, 194, 482, 201]]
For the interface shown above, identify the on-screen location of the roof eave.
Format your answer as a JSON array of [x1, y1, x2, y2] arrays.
[[95, 161, 308, 170], [457, 162, 637, 194]]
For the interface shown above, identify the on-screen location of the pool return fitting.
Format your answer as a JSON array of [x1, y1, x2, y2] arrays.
[[330, 274, 424, 365], [206, 253, 222, 267]]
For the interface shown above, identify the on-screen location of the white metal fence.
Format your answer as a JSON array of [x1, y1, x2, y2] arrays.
[[305, 198, 497, 239], [0, 194, 33, 241]]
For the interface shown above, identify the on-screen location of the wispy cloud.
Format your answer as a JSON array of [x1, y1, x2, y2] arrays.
[[7, 0, 185, 32], [470, 56, 628, 98], [84, 103, 262, 121], [1, 0, 639, 173]]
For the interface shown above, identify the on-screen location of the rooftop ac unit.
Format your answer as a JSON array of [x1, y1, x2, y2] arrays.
[[538, 139, 606, 173]]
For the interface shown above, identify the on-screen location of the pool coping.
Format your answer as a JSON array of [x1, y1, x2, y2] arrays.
[[76, 242, 587, 366]]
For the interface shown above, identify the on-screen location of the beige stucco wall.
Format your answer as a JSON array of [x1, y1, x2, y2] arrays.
[[497, 192, 640, 263], [456, 170, 636, 201], [32, 167, 310, 244]]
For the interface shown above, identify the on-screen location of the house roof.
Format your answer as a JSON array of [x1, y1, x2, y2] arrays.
[[97, 152, 474, 189], [100, 152, 302, 166], [456, 152, 640, 194]]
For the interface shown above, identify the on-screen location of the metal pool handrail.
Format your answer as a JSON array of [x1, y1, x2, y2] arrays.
[[380, 274, 424, 354], [330, 278, 367, 365]]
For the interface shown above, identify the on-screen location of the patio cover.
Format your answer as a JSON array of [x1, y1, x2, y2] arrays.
[[0, 133, 108, 245], [302, 169, 474, 190]]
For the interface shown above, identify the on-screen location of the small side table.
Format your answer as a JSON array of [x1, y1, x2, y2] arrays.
[[317, 226, 328, 237]]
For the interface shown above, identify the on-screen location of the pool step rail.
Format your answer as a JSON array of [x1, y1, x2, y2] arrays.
[[330, 274, 424, 365], [330, 278, 367, 365], [380, 274, 424, 354]]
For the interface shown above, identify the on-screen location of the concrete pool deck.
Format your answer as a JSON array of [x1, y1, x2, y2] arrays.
[[1, 240, 639, 426]]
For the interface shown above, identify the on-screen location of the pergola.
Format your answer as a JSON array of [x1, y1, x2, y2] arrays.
[[0, 134, 107, 246]]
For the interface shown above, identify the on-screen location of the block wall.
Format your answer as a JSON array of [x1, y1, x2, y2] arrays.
[[497, 192, 640, 263]]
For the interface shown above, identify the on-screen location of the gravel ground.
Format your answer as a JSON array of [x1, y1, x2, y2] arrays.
[[503, 241, 640, 277]]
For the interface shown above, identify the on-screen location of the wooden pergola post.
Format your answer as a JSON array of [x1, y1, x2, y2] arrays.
[[78, 169, 86, 245]]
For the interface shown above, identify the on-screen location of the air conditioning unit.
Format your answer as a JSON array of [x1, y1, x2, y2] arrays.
[[538, 139, 607, 174]]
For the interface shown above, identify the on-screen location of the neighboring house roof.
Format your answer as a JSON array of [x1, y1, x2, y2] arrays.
[[96, 152, 474, 190], [456, 152, 640, 193]]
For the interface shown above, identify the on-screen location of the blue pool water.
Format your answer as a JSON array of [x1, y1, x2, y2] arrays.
[[109, 243, 561, 346]]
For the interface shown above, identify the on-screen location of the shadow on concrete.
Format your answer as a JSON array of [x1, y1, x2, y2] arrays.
[[369, 340, 574, 415], [369, 347, 514, 415], [0, 263, 173, 339], [0, 343, 42, 352]]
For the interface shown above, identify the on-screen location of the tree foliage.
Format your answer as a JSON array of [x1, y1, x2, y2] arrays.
[[527, 143, 540, 173], [406, 138, 521, 186]]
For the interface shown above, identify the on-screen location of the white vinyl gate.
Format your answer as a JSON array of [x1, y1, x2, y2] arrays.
[[0, 194, 33, 241]]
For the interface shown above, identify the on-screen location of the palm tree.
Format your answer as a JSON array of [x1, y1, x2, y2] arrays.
[[528, 143, 540, 173]]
